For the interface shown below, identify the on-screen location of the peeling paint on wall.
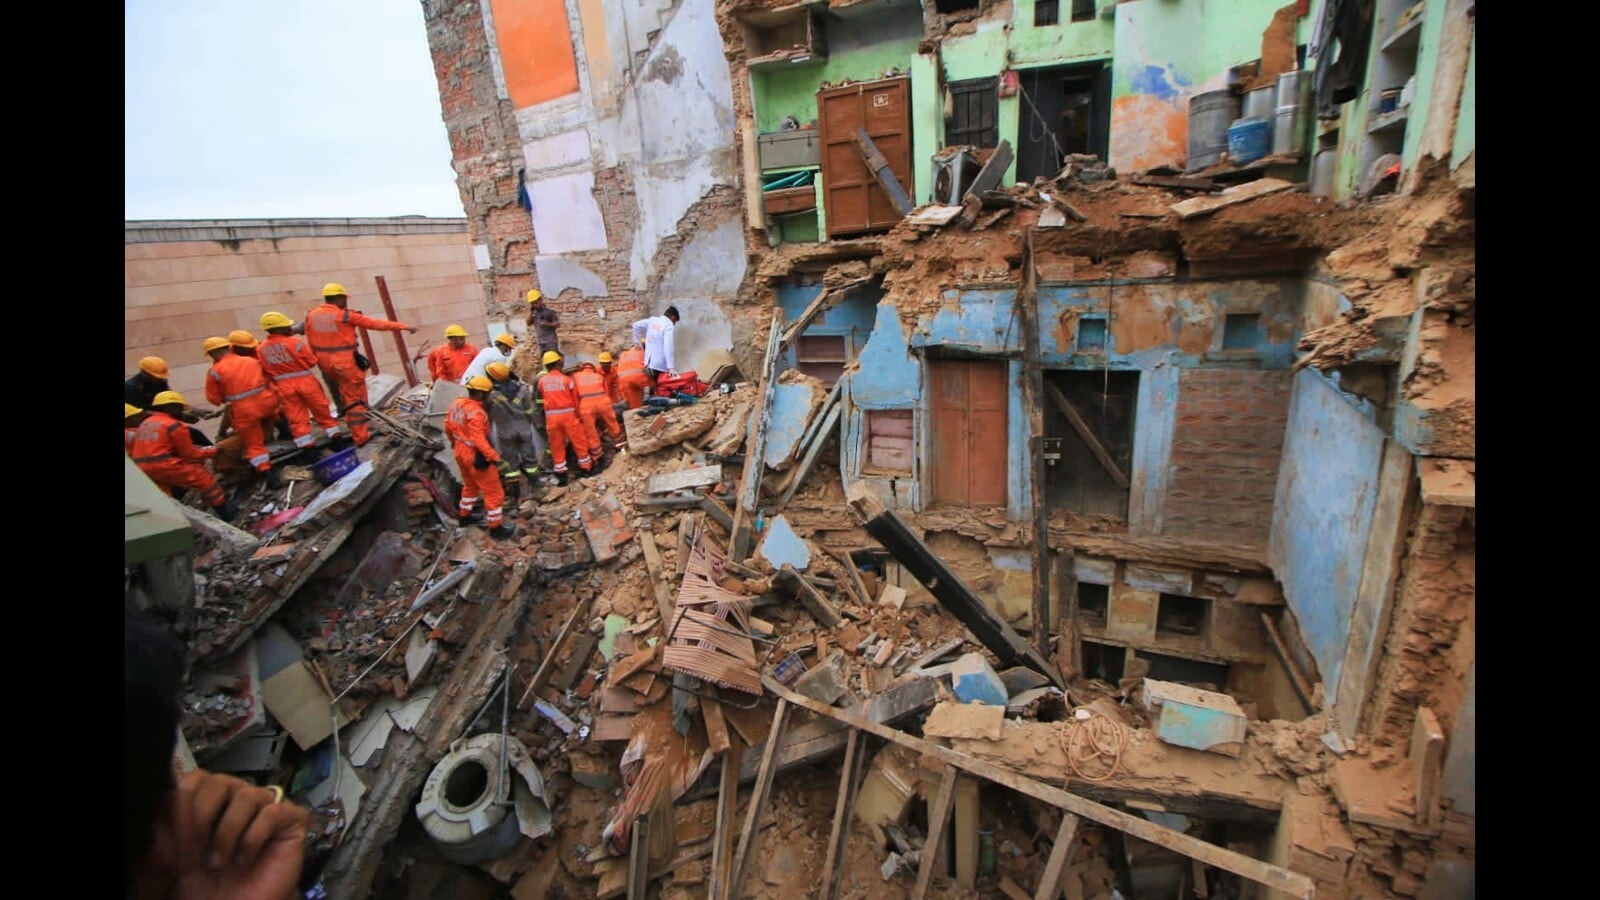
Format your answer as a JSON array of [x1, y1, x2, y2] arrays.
[[534, 254, 609, 299], [525, 171, 608, 253]]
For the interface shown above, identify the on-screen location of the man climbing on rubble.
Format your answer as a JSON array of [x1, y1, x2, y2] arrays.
[[131, 391, 238, 521], [300, 282, 417, 447], [615, 343, 652, 410], [258, 312, 344, 451], [461, 332, 517, 385], [574, 358, 627, 458], [203, 335, 281, 475], [525, 289, 560, 360], [126, 356, 219, 447], [535, 351, 595, 484], [630, 305, 680, 379], [427, 324, 477, 385], [484, 361, 547, 505], [445, 376, 518, 540]]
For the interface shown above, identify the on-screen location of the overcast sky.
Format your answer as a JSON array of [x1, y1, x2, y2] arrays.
[[126, 0, 465, 221]]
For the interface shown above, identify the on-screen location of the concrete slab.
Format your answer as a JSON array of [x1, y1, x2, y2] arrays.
[[924, 701, 1005, 741]]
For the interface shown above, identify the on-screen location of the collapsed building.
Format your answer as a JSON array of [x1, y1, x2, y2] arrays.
[[125, 0, 1473, 898]]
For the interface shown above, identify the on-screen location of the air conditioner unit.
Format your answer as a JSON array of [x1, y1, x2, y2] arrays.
[[930, 147, 982, 206]]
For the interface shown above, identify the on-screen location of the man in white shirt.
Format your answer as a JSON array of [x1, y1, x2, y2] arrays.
[[462, 333, 517, 384], [629, 306, 680, 378]]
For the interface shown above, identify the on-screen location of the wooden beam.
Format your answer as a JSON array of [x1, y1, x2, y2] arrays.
[[517, 592, 596, 709], [626, 812, 650, 900], [912, 764, 959, 899], [649, 465, 724, 495], [1169, 177, 1293, 220], [762, 674, 1316, 899], [780, 286, 865, 352], [728, 698, 791, 895], [675, 513, 697, 580], [820, 731, 867, 900], [773, 401, 842, 514], [1259, 610, 1315, 716], [1034, 814, 1082, 900], [638, 530, 677, 628], [780, 563, 843, 628], [708, 738, 743, 900], [1019, 228, 1050, 661], [825, 547, 873, 607], [851, 128, 913, 216], [1043, 381, 1130, 489], [703, 685, 732, 756], [700, 494, 734, 531], [731, 311, 784, 560], [954, 775, 979, 888], [848, 483, 1062, 686]]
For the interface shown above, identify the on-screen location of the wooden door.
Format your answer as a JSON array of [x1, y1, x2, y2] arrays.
[[819, 77, 912, 238], [930, 359, 1008, 507]]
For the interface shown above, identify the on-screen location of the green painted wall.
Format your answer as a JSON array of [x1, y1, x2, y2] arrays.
[[941, 23, 1018, 184], [1401, 0, 1448, 169], [1010, 1, 1114, 67], [911, 51, 941, 206], [751, 35, 921, 133], [1451, 27, 1473, 166]]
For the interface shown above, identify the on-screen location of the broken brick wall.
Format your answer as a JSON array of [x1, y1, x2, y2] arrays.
[[1163, 369, 1292, 545]]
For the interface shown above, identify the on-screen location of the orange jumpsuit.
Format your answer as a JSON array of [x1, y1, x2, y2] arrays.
[[205, 351, 282, 472], [260, 334, 341, 448], [616, 346, 652, 410], [574, 364, 625, 454], [303, 303, 410, 445], [536, 369, 594, 474], [444, 396, 505, 528], [428, 342, 478, 384], [131, 411, 227, 509], [601, 364, 621, 404]]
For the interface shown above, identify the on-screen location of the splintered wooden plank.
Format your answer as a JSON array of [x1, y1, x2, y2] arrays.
[[780, 564, 843, 628], [1169, 177, 1293, 220], [852, 128, 913, 216], [1034, 813, 1082, 900], [729, 699, 791, 895], [821, 730, 867, 900], [708, 739, 742, 900], [764, 673, 1316, 899], [649, 465, 725, 496], [703, 686, 732, 756], [913, 765, 959, 899]]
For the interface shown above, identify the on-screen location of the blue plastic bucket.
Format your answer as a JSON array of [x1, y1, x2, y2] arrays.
[[311, 447, 359, 485], [1227, 117, 1271, 165]]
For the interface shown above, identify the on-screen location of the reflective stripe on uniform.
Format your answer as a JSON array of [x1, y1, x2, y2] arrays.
[[544, 407, 575, 415], [271, 368, 317, 381], [225, 385, 267, 402]]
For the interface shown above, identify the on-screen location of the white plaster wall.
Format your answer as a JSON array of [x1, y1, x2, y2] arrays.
[[522, 128, 593, 173], [526, 171, 608, 253], [627, 153, 728, 289], [535, 254, 610, 298], [630, 0, 736, 165], [655, 298, 732, 377], [659, 216, 745, 298]]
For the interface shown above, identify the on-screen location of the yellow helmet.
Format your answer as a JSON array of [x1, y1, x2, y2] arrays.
[[486, 362, 512, 381], [541, 350, 563, 366], [227, 329, 259, 349], [202, 336, 232, 355], [126, 403, 144, 419], [526, 289, 543, 304], [465, 375, 494, 392], [494, 333, 516, 349], [260, 311, 294, 330], [138, 356, 170, 379], [444, 324, 468, 339], [322, 283, 348, 298], [152, 390, 186, 407], [598, 351, 614, 364]]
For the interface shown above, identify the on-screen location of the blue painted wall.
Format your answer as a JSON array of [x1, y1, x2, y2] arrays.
[[1269, 368, 1387, 699], [777, 283, 881, 372], [852, 302, 918, 409], [765, 381, 820, 468]]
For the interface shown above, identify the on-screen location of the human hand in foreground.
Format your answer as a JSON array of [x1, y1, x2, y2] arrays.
[[139, 770, 311, 900]]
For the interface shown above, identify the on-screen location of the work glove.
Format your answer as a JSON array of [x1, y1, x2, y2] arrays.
[[472, 449, 490, 470]]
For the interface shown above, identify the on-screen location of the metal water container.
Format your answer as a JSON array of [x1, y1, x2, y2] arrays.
[[1310, 149, 1336, 197], [1273, 70, 1312, 156], [1243, 86, 1276, 121], [1187, 90, 1240, 172]]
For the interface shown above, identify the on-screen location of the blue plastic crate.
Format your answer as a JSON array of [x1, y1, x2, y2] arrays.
[[310, 447, 359, 485]]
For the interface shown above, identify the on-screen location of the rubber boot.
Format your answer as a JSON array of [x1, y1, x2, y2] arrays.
[[489, 523, 518, 541], [216, 499, 240, 523], [458, 509, 485, 527], [555, 471, 570, 487]]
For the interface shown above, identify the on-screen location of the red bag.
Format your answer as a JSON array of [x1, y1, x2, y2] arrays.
[[653, 370, 708, 398]]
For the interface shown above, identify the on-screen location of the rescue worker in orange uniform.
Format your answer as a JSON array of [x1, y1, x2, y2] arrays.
[[204, 335, 282, 474], [428, 325, 477, 385], [597, 352, 622, 405], [574, 360, 626, 458], [615, 345, 652, 410], [535, 351, 595, 484], [131, 391, 238, 521], [126, 404, 149, 455], [301, 283, 417, 446], [259, 312, 343, 449], [446, 376, 517, 540]]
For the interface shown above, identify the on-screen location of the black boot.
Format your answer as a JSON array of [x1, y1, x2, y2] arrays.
[[216, 500, 240, 523], [489, 523, 518, 540], [458, 509, 485, 526]]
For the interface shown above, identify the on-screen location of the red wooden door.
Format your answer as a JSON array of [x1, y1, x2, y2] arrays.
[[819, 77, 912, 238], [930, 359, 1008, 507]]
